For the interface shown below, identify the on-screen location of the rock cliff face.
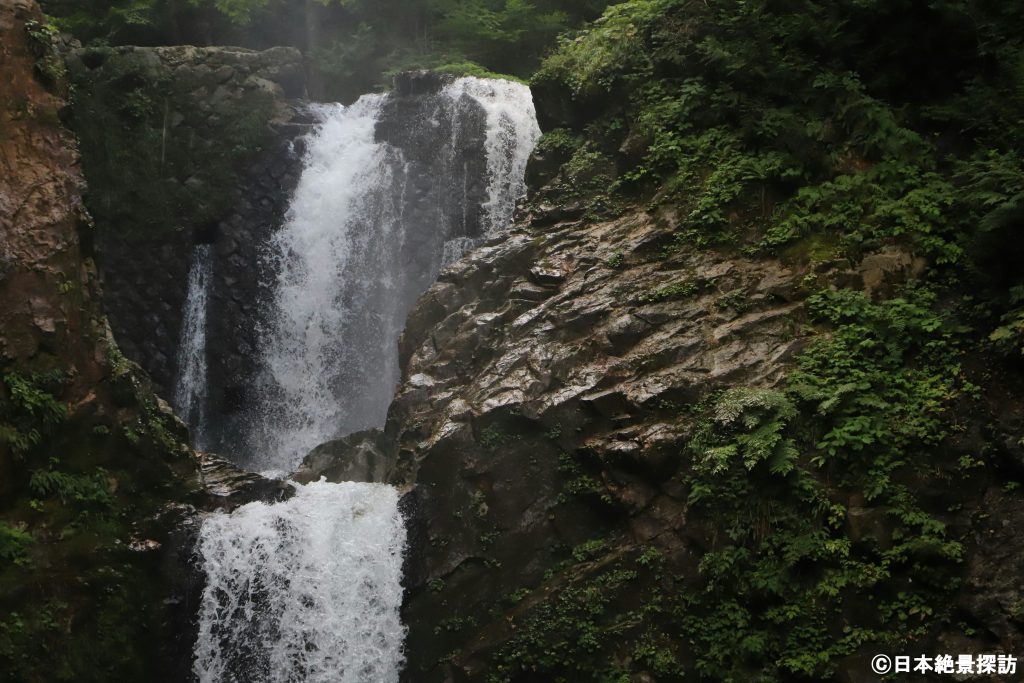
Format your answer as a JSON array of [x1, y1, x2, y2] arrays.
[[0, 2, 202, 679], [66, 44, 307, 399], [377, 218, 1023, 681], [376, 71, 490, 242], [387, 210, 809, 679], [1, 1, 99, 398], [28, 9, 1020, 679]]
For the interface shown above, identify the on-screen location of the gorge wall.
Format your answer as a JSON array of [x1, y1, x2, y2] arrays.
[[307, 64, 1024, 683], [33, 0, 1024, 679], [324, 183, 1024, 683], [0, 2, 203, 679], [65, 43, 307, 417]]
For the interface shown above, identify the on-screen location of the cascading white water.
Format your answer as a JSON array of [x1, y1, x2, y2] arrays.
[[173, 243, 212, 449], [193, 480, 407, 682], [245, 95, 406, 472], [247, 78, 540, 472], [444, 77, 541, 235], [191, 77, 539, 682]]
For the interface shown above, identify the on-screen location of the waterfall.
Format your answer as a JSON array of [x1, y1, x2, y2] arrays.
[[191, 76, 539, 682], [444, 77, 541, 236], [173, 243, 212, 449], [193, 480, 407, 682], [244, 77, 540, 472]]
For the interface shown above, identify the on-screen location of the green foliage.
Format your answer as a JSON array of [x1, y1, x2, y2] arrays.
[[790, 288, 959, 463], [69, 49, 275, 240], [637, 277, 702, 303], [23, 19, 59, 43], [0, 524, 32, 566], [487, 553, 648, 681], [762, 159, 961, 264], [24, 19, 66, 89], [51, 0, 613, 100], [990, 286, 1024, 355], [48, 0, 161, 45], [479, 425, 520, 451], [692, 388, 798, 478], [556, 452, 611, 504], [533, 128, 585, 172], [0, 371, 67, 456], [29, 461, 116, 511], [0, 355, 190, 681], [677, 286, 968, 680], [533, 0, 1024, 275], [491, 284, 975, 680]]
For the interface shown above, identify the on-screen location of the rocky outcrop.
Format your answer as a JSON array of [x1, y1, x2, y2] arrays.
[[1, 2, 101, 396], [65, 44, 308, 397], [376, 70, 490, 241], [379, 207, 811, 679], [195, 451, 294, 506], [293, 429, 399, 484]]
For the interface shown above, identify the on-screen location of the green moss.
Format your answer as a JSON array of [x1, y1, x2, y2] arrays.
[[427, 61, 527, 84], [0, 352, 193, 681], [637, 277, 704, 304]]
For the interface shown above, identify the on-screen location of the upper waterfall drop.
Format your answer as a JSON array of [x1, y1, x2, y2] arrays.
[[246, 95, 397, 472], [244, 77, 540, 472]]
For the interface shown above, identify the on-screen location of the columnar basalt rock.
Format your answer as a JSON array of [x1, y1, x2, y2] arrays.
[[65, 44, 308, 395]]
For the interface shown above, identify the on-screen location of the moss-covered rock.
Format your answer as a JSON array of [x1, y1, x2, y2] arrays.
[[0, 3, 203, 679]]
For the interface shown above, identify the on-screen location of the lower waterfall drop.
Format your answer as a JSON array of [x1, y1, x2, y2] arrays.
[[193, 481, 407, 683]]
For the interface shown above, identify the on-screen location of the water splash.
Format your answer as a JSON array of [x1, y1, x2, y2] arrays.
[[193, 480, 407, 683], [245, 96, 402, 471], [191, 76, 538, 683], [173, 243, 212, 449]]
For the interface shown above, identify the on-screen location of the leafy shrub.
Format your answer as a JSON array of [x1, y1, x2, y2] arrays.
[[678, 286, 968, 679], [29, 463, 116, 510], [1, 372, 67, 455], [0, 524, 32, 566]]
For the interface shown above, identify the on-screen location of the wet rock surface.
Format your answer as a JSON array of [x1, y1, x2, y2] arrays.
[[1, 3, 203, 678], [365, 198, 1024, 679], [294, 429, 398, 484], [380, 207, 813, 679], [376, 71, 490, 243], [194, 451, 294, 507]]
